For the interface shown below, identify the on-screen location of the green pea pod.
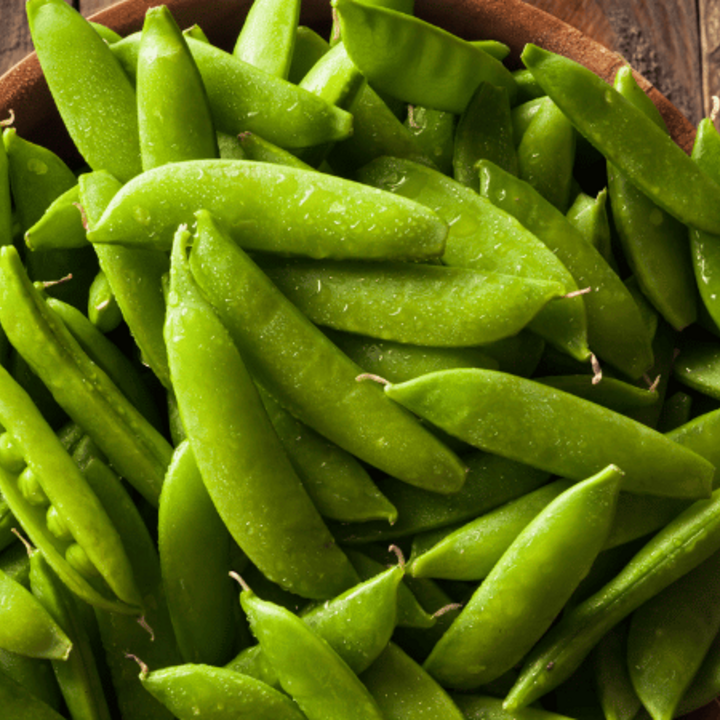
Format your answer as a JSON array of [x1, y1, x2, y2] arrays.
[[25, 186, 88, 251], [288, 26, 329, 84], [406, 105, 456, 176], [454, 695, 574, 720], [0, 496, 15, 553], [454, 82, 518, 185], [238, 131, 315, 169], [29, 551, 112, 720], [331, 451, 551, 545], [0, 668, 67, 720], [627, 549, 720, 720], [258, 389, 397, 524], [408, 479, 572, 581], [357, 157, 590, 363], [518, 98, 576, 212], [424, 465, 622, 688], [345, 549, 435, 629], [0, 127, 11, 247], [594, 622, 642, 720], [677, 628, 720, 715], [328, 331, 498, 382], [89, 20, 122, 44], [261, 257, 565, 347], [79, 170, 171, 390], [505, 486, 720, 709], [166, 223, 358, 600], [0, 245, 173, 507], [512, 96, 549, 145], [690, 118, 720, 328], [0, 567, 71, 660], [657, 391, 693, 434], [27, 0, 142, 182], [566, 188, 615, 268], [536, 375, 659, 413], [513, 68, 547, 103], [112, 33, 352, 149], [233, 0, 300, 78], [140, 663, 307, 720], [361, 642, 466, 720], [0, 648, 63, 712], [521, 43, 720, 234], [137, 6, 218, 171], [241, 588, 386, 720], [330, 0, 414, 45], [328, 83, 436, 175], [88, 160, 447, 260], [0, 363, 142, 613], [608, 67, 696, 331], [86, 270, 122, 333], [334, 0, 516, 112], [478, 159, 654, 378], [159, 441, 236, 666], [384, 369, 713, 499], [674, 340, 720, 400], [188, 210, 466, 494]]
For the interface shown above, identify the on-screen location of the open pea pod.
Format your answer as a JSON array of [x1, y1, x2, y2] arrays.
[[383, 369, 714, 499]]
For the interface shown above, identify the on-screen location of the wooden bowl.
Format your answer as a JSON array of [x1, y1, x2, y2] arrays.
[[0, 1, 712, 718]]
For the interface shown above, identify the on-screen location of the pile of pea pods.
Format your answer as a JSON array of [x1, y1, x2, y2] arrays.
[[4, 0, 720, 717]]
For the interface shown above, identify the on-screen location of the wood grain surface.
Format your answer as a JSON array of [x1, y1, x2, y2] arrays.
[[0, 0, 715, 127]]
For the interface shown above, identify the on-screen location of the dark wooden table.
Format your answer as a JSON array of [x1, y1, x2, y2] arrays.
[[0, 0, 716, 128]]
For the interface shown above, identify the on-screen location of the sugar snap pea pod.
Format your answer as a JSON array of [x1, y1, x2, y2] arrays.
[[329, 0, 415, 44], [454, 82, 518, 187], [0, 668, 68, 720], [676, 629, 720, 715], [0, 496, 16, 552], [0, 365, 142, 612], [405, 105, 455, 176], [328, 83, 436, 175], [513, 68, 547, 103], [241, 588, 386, 720], [89, 160, 447, 260], [627, 549, 720, 720], [454, 695, 574, 720], [233, 0, 300, 78], [357, 157, 589, 362], [83, 454, 181, 720], [0, 566, 71, 660], [481, 332, 546, 377], [689, 118, 720, 327], [511, 96, 549, 145], [607, 68, 696, 331], [87, 270, 122, 333], [332, 451, 551, 545], [345, 549, 435, 629], [479, 159, 654, 377], [566, 189, 615, 267], [657, 391, 693, 434], [518, 98, 576, 212], [159, 441, 236, 666], [505, 486, 720, 709], [0, 648, 63, 712], [112, 33, 352, 149], [536, 375, 659, 412], [166, 224, 358, 600], [0, 127, 11, 247], [258, 388, 397, 523], [27, 0, 142, 182], [0, 246, 173, 506], [216, 131, 247, 159], [188, 210, 466, 493], [261, 257, 565, 347], [673, 340, 720, 399], [327, 331, 498, 382], [424, 466, 622, 689], [25, 186, 88, 251], [521, 44, 720, 234], [594, 622, 642, 720], [288, 26, 329, 84], [361, 642, 466, 720], [238, 131, 315, 169], [89, 20, 122, 44], [137, 6, 218, 172], [29, 551, 112, 720], [80, 171, 171, 389], [334, 0, 516, 113], [139, 663, 307, 720], [384, 369, 714, 499], [408, 479, 573, 581]]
